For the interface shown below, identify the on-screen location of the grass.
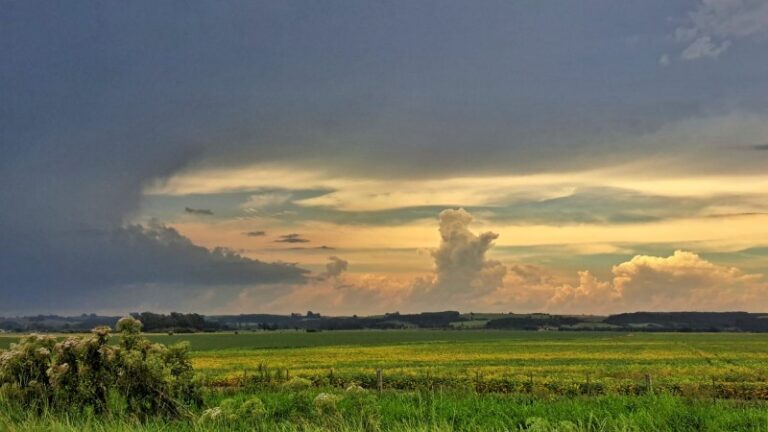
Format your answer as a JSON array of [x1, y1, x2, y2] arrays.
[[4, 330, 768, 430], [138, 331, 768, 389], [3, 390, 768, 431]]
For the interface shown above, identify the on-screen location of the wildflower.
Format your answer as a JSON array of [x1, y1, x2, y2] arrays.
[[313, 392, 340, 414]]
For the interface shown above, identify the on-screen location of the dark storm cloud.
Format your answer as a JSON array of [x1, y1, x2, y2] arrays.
[[0, 222, 307, 314], [752, 144, 768, 151], [275, 234, 310, 244], [185, 207, 214, 215], [244, 231, 266, 237], [2, 1, 768, 313]]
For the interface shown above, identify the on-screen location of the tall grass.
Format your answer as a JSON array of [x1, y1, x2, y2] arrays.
[[3, 389, 768, 431]]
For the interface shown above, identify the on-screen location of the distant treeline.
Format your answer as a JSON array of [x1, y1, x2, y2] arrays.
[[3, 311, 768, 333], [207, 311, 461, 330], [0, 312, 223, 333]]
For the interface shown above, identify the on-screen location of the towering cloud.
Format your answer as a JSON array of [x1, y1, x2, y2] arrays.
[[410, 209, 507, 309]]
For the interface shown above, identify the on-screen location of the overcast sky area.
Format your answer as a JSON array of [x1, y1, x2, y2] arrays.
[[2, 1, 768, 316]]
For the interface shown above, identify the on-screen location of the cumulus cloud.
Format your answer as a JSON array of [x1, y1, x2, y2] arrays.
[[222, 209, 768, 315], [237, 257, 411, 316], [611, 250, 766, 311], [185, 207, 214, 215], [675, 0, 768, 61], [409, 209, 506, 309], [532, 251, 768, 313], [275, 233, 310, 243]]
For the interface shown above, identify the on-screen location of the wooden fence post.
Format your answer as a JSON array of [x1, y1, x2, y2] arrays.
[[586, 373, 591, 396], [644, 374, 653, 394], [376, 368, 383, 393]]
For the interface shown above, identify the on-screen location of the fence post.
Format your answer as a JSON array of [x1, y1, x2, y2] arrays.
[[376, 368, 383, 393], [329, 368, 334, 385], [586, 373, 591, 396], [644, 374, 653, 394]]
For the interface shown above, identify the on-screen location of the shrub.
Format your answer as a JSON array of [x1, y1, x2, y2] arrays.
[[0, 317, 202, 419], [199, 397, 267, 425], [282, 376, 312, 391], [313, 392, 340, 415]]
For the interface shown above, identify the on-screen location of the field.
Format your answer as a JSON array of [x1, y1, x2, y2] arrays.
[[4, 330, 768, 431], [112, 331, 768, 393]]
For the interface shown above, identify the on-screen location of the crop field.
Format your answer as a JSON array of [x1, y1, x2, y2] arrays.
[[5, 330, 768, 396], [166, 331, 768, 389]]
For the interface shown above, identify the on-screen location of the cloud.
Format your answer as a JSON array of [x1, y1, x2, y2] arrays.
[[411, 209, 507, 309], [219, 210, 768, 315], [0, 221, 308, 314], [680, 36, 731, 60], [675, 0, 768, 61], [244, 230, 266, 237], [752, 144, 768, 151], [275, 233, 310, 243], [241, 192, 293, 211], [535, 250, 768, 313], [611, 250, 766, 311], [545, 271, 622, 314], [281, 245, 336, 251], [322, 256, 348, 279], [185, 207, 214, 215]]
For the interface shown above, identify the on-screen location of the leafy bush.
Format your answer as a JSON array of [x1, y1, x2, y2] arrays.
[[312, 392, 340, 415], [0, 317, 202, 419], [199, 396, 267, 425], [282, 376, 312, 391]]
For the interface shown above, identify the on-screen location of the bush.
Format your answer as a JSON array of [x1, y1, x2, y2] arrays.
[[313, 392, 340, 415], [199, 396, 267, 425], [282, 376, 312, 391], [0, 317, 202, 419]]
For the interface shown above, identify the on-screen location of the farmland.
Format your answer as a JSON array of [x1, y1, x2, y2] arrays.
[[137, 331, 768, 388], [4, 330, 768, 431], [4, 330, 768, 392]]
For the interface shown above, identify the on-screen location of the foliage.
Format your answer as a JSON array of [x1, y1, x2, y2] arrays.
[[0, 317, 202, 418], [5, 391, 768, 431], [283, 376, 313, 391]]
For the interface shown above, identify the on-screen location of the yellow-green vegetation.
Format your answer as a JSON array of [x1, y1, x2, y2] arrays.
[[113, 330, 768, 397], [5, 330, 768, 430]]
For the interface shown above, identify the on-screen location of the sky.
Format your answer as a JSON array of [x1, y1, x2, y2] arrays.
[[2, 1, 768, 316]]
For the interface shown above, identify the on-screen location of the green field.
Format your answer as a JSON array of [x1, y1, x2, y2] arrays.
[[165, 331, 768, 397], [4, 330, 768, 430], [5, 330, 768, 394]]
